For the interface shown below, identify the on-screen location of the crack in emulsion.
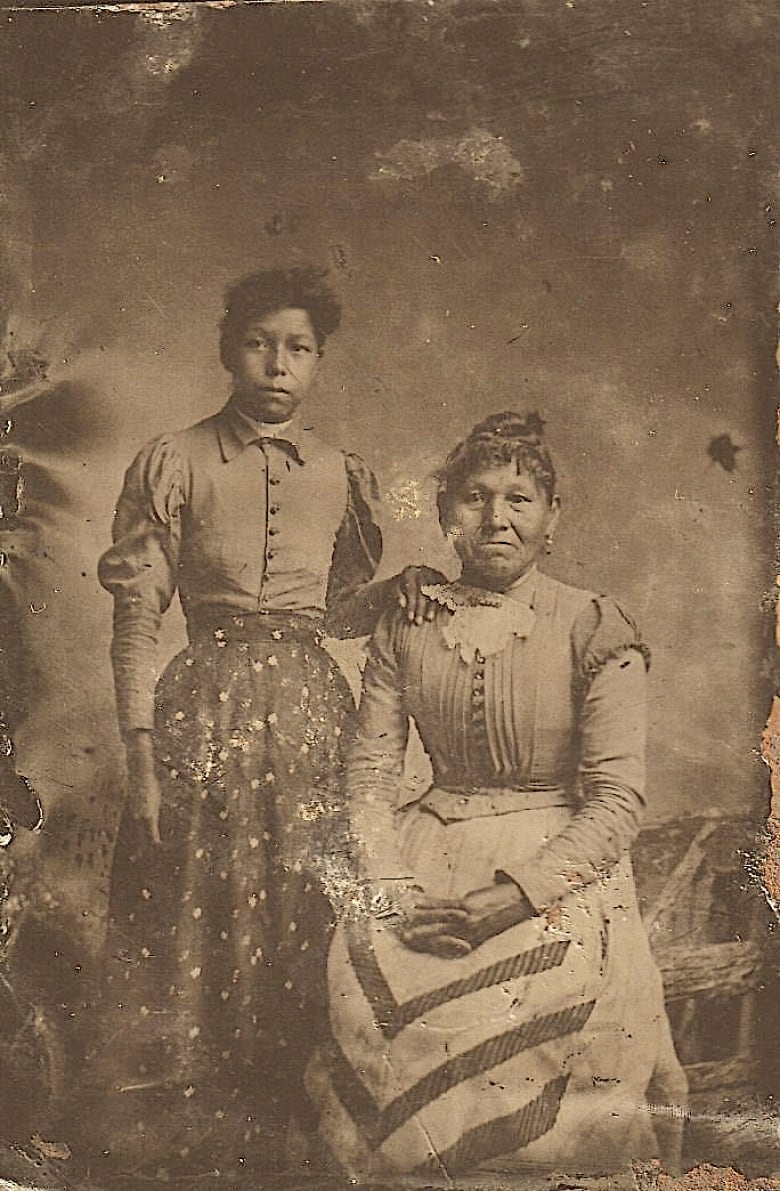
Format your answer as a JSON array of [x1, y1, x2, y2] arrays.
[[758, 402, 780, 916], [0, 0, 272, 11], [759, 695, 780, 914]]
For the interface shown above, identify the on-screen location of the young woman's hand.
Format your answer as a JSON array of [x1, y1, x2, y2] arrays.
[[396, 566, 447, 626], [124, 730, 162, 845], [459, 881, 535, 949]]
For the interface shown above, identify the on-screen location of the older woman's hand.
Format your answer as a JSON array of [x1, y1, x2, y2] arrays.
[[396, 566, 447, 626], [374, 883, 472, 959], [400, 893, 474, 959], [460, 881, 535, 949]]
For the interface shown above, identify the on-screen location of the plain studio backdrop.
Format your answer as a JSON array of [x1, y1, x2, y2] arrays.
[[0, 0, 777, 1161]]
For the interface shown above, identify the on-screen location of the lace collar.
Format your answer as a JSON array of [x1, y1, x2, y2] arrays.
[[420, 580, 537, 663]]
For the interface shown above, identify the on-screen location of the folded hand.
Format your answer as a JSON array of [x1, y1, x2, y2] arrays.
[[459, 882, 535, 949], [373, 880, 535, 958], [374, 884, 472, 959]]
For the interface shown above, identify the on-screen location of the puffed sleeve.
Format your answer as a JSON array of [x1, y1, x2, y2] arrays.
[[97, 436, 185, 734], [324, 453, 384, 639], [507, 597, 650, 913], [346, 610, 412, 886]]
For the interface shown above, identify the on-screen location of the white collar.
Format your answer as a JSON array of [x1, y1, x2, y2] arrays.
[[419, 577, 537, 662]]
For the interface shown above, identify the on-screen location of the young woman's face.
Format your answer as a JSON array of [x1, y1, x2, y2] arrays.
[[230, 306, 320, 423], [445, 463, 560, 591]]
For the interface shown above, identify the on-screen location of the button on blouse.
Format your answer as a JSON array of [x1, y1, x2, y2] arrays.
[[98, 400, 383, 732]]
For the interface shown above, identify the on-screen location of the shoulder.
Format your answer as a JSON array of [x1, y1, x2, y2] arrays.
[[535, 572, 596, 618], [342, 451, 381, 503], [571, 591, 650, 679], [173, 412, 226, 461], [306, 437, 381, 507], [296, 427, 344, 465], [123, 427, 197, 521], [128, 413, 219, 471], [126, 431, 181, 480], [342, 451, 375, 482], [534, 573, 649, 676]]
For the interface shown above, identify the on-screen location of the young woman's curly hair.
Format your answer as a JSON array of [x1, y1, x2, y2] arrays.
[[219, 266, 342, 371]]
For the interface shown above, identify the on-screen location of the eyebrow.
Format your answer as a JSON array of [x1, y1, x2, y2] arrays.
[[244, 328, 316, 342]]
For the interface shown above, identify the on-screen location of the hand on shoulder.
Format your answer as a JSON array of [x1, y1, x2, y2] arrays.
[[395, 565, 448, 625]]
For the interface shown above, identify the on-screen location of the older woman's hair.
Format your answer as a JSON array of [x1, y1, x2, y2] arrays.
[[219, 266, 342, 370], [437, 410, 557, 523]]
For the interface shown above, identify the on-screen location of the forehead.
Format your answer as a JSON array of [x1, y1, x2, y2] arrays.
[[243, 307, 316, 339], [459, 462, 543, 495]]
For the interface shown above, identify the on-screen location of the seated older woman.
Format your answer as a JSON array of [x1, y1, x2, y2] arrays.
[[307, 411, 687, 1178]]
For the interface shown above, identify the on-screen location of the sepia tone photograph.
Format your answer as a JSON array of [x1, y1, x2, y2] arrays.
[[0, 1, 778, 1188]]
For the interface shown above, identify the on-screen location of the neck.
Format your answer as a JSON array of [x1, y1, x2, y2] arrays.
[[459, 564, 537, 593]]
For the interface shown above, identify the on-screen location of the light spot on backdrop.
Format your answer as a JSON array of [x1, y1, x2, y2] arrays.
[[371, 128, 525, 200]]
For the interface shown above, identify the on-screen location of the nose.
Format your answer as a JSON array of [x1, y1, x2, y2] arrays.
[[265, 344, 287, 377], [483, 497, 510, 530]]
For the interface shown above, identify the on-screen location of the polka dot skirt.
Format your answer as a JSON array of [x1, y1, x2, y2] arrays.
[[92, 621, 353, 1178]]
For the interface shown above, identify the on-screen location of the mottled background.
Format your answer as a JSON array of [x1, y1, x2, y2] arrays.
[[0, 0, 777, 1175]]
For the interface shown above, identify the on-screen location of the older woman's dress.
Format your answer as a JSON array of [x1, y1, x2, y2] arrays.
[[307, 569, 687, 1178], [93, 399, 381, 1176]]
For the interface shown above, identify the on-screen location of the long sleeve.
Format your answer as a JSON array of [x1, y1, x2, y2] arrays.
[[324, 453, 384, 639], [507, 599, 650, 913], [97, 437, 184, 733], [345, 611, 411, 885]]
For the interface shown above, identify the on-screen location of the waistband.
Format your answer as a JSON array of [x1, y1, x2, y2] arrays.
[[418, 784, 574, 824], [187, 607, 326, 644]]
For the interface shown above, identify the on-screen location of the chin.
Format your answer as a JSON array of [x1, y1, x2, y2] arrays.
[[259, 409, 293, 423], [240, 395, 296, 422]]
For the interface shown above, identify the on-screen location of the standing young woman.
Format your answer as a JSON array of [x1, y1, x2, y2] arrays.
[[93, 267, 431, 1181]]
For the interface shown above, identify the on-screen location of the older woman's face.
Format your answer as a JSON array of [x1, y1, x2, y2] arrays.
[[446, 463, 560, 591], [230, 307, 320, 423]]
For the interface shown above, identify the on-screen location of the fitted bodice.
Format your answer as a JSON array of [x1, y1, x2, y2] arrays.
[[98, 403, 382, 731], [391, 574, 594, 793]]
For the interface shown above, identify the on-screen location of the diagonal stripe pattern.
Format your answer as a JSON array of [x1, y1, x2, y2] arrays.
[[415, 1074, 570, 1175], [323, 998, 595, 1148], [345, 924, 571, 1039]]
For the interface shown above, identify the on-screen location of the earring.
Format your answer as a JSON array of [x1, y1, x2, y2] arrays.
[[544, 533, 554, 555]]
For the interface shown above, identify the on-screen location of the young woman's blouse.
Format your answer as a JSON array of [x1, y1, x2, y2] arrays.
[[98, 400, 382, 732]]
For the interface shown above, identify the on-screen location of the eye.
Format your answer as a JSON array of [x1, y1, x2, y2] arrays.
[[508, 493, 531, 507], [463, 489, 486, 506], [291, 342, 314, 354], [244, 336, 269, 351]]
